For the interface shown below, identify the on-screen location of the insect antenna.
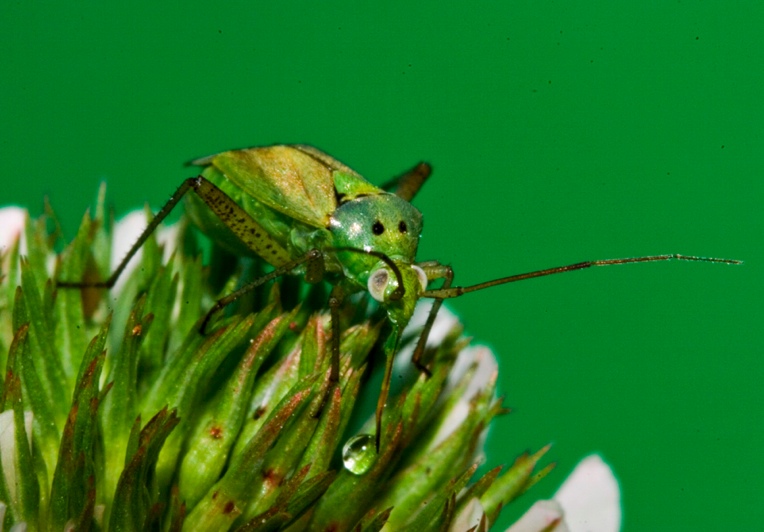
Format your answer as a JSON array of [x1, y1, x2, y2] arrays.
[[422, 254, 742, 299]]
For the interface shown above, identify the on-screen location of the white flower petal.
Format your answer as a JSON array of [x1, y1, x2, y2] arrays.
[[553, 455, 621, 532], [507, 499, 567, 532], [110, 210, 179, 294], [431, 345, 498, 453], [0, 410, 34, 504], [404, 300, 460, 348], [450, 496, 485, 531], [0, 207, 27, 258], [446, 345, 498, 401], [110, 211, 150, 294]]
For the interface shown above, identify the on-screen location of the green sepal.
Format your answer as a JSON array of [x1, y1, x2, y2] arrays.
[[140, 254, 179, 376], [402, 464, 477, 531], [297, 315, 323, 379], [23, 211, 52, 298], [452, 465, 502, 518], [281, 469, 336, 524], [54, 209, 98, 380], [480, 444, 554, 523], [237, 467, 337, 531], [17, 312, 60, 498], [11, 288, 26, 339], [100, 295, 154, 509], [20, 258, 68, 418], [167, 484, 187, 532], [297, 382, 344, 477], [168, 253, 204, 355], [109, 407, 180, 532], [178, 310, 293, 508], [146, 314, 258, 490], [240, 368, 334, 520], [5, 333, 40, 527], [344, 320, 383, 370], [309, 422, 404, 530], [232, 317, 316, 458], [183, 381, 315, 531], [373, 355, 501, 527], [353, 506, 393, 532], [48, 315, 111, 530]]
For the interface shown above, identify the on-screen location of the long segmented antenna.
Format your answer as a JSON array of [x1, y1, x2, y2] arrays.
[[422, 254, 742, 299]]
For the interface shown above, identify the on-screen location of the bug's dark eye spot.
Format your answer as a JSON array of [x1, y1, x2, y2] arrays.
[[372, 221, 385, 235], [398, 220, 408, 234]]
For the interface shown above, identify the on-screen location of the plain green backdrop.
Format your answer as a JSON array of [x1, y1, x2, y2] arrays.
[[1, 2, 760, 530]]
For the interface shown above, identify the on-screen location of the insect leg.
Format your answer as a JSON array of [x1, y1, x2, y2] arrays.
[[422, 254, 742, 300], [379, 162, 432, 202], [327, 284, 346, 383], [58, 176, 293, 289], [411, 261, 454, 376], [375, 325, 401, 452], [200, 249, 324, 333], [58, 178, 200, 288]]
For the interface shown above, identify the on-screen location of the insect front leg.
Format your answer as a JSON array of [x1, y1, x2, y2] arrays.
[[411, 261, 453, 376], [375, 323, 401, 452]]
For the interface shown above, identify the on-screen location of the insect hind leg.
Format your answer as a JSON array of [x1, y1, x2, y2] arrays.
[[380, 162, 432, 202]]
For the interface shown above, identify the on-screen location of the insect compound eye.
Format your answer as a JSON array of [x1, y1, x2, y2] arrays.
[[368, 268, 390, 302], [372, 221, 385, 235], [398, 220, 407, 234], [412, 265, 428, 291]]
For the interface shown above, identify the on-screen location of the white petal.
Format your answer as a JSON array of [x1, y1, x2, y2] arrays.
[[553, 455, 621, 532], [405, 300, 460, 347], [430, 346, 498, 452], [110, 211, 150, 294], [0, 207, 27, 258], [0, 410, 34, 504], [450, 497, 484, 531], [507, 499, 567, 532], [110, 210, 179, 295]]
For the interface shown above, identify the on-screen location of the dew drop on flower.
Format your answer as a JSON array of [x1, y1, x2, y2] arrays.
[[342, 434, 377, 475]]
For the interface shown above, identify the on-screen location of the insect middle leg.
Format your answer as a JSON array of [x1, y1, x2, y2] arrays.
[[411, 261, 454, 376]]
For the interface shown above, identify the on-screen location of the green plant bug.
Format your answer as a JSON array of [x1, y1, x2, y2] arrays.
[[58, 144, 741, 453]]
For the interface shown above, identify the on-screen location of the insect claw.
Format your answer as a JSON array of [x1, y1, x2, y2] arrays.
[[199, 310, 216, 335], [414, 361, 432, 378]]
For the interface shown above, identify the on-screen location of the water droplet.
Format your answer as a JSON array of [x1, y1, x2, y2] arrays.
[[342, 434, 377, 475]]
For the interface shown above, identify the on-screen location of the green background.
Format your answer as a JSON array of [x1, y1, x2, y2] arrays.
[[1, 2, 760, 529]]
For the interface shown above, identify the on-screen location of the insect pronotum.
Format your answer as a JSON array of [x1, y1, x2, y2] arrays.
[[59, 145, 741, 452]]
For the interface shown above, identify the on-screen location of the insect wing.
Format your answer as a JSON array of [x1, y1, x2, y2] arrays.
[[201, 145, 338, 229]]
